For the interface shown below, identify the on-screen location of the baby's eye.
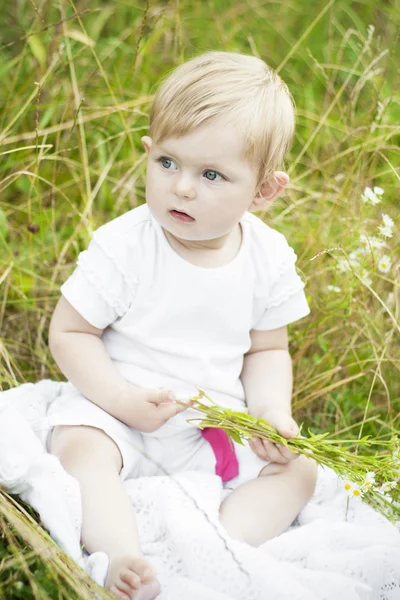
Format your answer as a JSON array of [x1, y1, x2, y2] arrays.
[[158, 157, 177, 170], [204, 170, 224, 181]]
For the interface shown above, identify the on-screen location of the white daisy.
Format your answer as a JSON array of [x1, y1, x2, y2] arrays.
[[327, 285, 341, 293], [379, 481, 397, 494], [349, 250, 362, 267], [382, 213, 394, 228], [362, 187, 381, 205], [351, 484, 363, 498], [378, 224, 394, 238], [337, 257, 350, 273], [359, 269, 372, 286], [343, 481, 352, 495], [378, 255, 392, 273], [343, 481, 364, 498], [362, 472, 376, 491], [359, 233, 386, 252]]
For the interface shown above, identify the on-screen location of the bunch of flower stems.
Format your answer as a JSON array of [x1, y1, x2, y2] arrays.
[[178, 389, 400, 524]]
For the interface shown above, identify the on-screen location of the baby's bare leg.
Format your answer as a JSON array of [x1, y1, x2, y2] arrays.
[[219, 455, 317, 546], [50, 425, 160, 600]]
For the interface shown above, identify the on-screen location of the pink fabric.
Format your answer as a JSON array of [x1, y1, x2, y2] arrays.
[[201, 427, 239, 482]]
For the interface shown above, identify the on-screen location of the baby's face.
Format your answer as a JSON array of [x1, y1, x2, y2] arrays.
[[142, 117, 260, 243]]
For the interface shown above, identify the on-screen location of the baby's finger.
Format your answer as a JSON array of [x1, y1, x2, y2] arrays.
[[276, 443, 299, 461], [156, 401, 182, 422], [276, 418, 300, 439], [146, 388, 175, 405], [262, 440, 289, 464], [175, 399, 196, 413], [249, 437, 270, 460]]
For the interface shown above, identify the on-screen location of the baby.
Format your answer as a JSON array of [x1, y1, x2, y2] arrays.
[[47, 51, 318, 600]]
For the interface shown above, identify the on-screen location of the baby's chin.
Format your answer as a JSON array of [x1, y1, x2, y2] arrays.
[[162, 226, 213, 243], [162, 226, 238, 255], [149, 205, 235, 244]]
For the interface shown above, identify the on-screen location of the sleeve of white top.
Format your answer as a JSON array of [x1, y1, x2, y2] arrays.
[[253, 241, 310, 331], [60, 238, 136, 329], [254, 287, 310, 330]]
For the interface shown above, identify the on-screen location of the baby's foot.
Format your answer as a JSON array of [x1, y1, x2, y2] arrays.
[[105, 555, 160, 600]]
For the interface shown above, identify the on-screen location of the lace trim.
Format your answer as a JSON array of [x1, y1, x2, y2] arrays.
[[265, 247, 305, 309], [93, 230, 139, 285], [269, 246, 297, 285], [77, 246, 137, 316], [266, 279, 306, 310]]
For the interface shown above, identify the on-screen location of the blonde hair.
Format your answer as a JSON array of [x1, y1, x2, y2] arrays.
[[148, 51, 295, 189]]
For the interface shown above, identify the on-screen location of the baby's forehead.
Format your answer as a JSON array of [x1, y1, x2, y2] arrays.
[[155, 120, 249, 165]]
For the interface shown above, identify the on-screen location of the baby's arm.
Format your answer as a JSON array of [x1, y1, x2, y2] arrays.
[[241, 326, 299, 463], [49, 296, 188, 431]]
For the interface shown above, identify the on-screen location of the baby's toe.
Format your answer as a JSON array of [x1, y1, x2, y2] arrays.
[[109, 584, 131, 600], [120, 567, 141, 589], [141, 567, 157, 584], [131, 558, 157, 583], [117, 576, 137, 596], [134, 580, 161, 600]]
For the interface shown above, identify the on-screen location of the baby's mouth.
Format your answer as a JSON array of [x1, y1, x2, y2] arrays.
[[169, 209, 195, 223]]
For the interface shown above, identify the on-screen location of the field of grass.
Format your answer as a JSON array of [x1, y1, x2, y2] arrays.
[[0, 0, 399, 597]]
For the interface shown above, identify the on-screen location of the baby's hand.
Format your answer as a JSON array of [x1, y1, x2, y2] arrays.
[[249, 409, 299, 464], [117, 387, 193, 433]]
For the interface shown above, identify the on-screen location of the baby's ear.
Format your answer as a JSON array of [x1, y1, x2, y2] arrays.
[[141, 136, 152, 155], [249, 171, 289, 212]]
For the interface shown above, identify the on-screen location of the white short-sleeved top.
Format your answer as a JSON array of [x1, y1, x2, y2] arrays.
[[61, 203, 310, 437]]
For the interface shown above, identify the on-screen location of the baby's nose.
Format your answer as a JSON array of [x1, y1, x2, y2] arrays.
[[173, 174, 196, 199]]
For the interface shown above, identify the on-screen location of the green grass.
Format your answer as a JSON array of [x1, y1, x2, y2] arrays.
[[0, 0, 399, 597]]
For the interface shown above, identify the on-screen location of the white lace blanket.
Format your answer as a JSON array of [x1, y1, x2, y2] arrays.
[[1, 380, 399, 600]]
